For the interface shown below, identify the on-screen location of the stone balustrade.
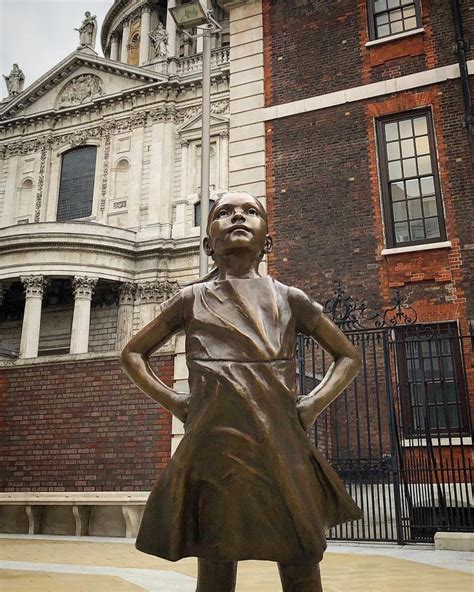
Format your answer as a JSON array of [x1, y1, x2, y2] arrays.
[[177, 47, 230, 76]]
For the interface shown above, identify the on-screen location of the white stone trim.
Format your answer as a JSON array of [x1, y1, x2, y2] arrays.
[[261, 61, 474, 122], [381, 241, 452, 256], [401, 437, 472, 447], [365, 27, 425, 47], [227, 0, 266, 202]]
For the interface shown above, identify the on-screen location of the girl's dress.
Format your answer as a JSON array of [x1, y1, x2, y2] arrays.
[[136, 277, 362, 563]]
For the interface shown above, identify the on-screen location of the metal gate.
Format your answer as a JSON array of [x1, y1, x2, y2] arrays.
[[297, 286, 473, 543]]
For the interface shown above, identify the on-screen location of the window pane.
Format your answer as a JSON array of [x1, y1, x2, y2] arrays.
[[405, 178, 420, 198], [395, 221, 409, 242], [410, 219, 425, 240], [388, 0, 400, 10], [422, 195, 438, 217], [425, 217, 440, 238], [416, 135, 430, 155], [408, 199, 422, 218], [401, 138, 415, 158], [441, 356, 454, 379], [391, 181, 405, 201], [391, 20, 403, 33], [413, 117, 428, 136], [376, 13, 389, 25], [421, 176, 435, 196], [403, 5, 416, 17], [377, 23, 391, 37], [374, 0, 388, 12], [405, 16, 417, 30], [385, 122, 399, 141], [393, 201, 408, 221], [403, 158, 417, 177], [389, 160, 403, 180], [417, 155, 432, 175], [399, 119, 413, 139], [387, 141, 401, 160], [447, 405, 461, 428]]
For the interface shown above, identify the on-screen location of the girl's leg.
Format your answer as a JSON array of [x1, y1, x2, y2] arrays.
[[278, 561, 323, 592], [196, 558, 237, 592]]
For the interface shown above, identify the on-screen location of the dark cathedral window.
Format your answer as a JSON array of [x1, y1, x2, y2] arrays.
[[56, 146, 97, 221]]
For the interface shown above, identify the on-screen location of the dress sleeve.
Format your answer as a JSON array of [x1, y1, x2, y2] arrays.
[[154, 286, 191, 334], [288, 286, 324, 336]]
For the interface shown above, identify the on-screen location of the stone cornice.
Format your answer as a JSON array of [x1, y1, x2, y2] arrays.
[[0, 93, 230, 154], [0, 222, 200, 260]]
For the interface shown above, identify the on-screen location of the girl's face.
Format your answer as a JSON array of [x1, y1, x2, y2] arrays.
[[204, 193, 272, 259]]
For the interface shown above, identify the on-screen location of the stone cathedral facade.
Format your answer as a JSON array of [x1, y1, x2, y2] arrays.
[[0, 0, 264, 535]]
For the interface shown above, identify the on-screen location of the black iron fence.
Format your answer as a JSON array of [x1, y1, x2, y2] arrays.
[[297, 286, 473, 543]]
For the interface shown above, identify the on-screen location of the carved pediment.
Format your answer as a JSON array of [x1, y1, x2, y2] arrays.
[[56, 74, 104, 108], [177, 106, 229, 134], [0, 51, 168, 121]]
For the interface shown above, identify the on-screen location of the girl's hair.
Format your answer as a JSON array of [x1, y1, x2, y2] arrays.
[[189, 192, 267, 285]]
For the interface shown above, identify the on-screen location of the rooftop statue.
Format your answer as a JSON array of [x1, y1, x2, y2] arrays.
[[121, 192, 363, 592], [75, 11, 98, 50], [3, 64, 25, 97], [149, 22, 169, 58]]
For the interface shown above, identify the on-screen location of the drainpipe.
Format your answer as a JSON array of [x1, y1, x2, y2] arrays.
[[450, 0, 474, 162]]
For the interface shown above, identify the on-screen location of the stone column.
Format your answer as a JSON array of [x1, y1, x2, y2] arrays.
[[139, 5, 152, 65], [116, 282, 136, 351], [166, 0, 177, 58], [110, 35, 120, 61], [219, 129, 229, 191], [121, 20, 130, 63], [19, 275, 47, 359], [136, 280, 178, 329], [70, 277, 98, 354], [148, 107, 177, 230]]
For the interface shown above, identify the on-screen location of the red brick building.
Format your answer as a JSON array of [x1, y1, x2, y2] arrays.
[[260, 0, 473, 542]]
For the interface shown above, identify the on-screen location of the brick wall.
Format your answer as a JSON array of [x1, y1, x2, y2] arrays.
[[0, 355, 173, 491], [264, 0, 472, 106]]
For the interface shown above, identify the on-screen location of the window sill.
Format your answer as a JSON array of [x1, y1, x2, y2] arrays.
[[401, 437, 472, 447], [381, 241, 452, 256], [365, 27, 425, 47]]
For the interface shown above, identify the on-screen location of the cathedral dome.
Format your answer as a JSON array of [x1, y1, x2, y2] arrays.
[[101, 0, 167, 61]]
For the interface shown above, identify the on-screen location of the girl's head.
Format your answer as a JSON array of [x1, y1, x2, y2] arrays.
[[203, 192, 273, 264]]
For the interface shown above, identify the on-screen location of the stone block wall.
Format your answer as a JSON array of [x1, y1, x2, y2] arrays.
[[89, 306, 119, 353], [0, 354, 173, 491]]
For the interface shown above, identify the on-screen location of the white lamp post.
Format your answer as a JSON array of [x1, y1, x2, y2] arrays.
[[169, 1, 221, 277]]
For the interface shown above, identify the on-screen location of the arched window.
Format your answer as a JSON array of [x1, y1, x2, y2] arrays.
[[114, 158, 130, 200], [16, 178, 34, 222], [128, 30, 140, 66], [56, 146, 97, 221]]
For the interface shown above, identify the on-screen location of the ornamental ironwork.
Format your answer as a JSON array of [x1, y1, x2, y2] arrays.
[[323, 284, 417, 330]]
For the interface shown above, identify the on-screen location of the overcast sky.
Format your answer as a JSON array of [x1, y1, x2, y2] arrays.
[[0, 0, 112, 99]]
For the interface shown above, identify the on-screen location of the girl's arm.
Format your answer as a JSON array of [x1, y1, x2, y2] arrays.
[[121, 288, 191, 423], [289, 287, 361, 431], [297, 315, 361, 431]]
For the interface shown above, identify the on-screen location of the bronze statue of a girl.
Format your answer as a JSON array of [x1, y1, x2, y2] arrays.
[[121, 192, 362, 591]]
